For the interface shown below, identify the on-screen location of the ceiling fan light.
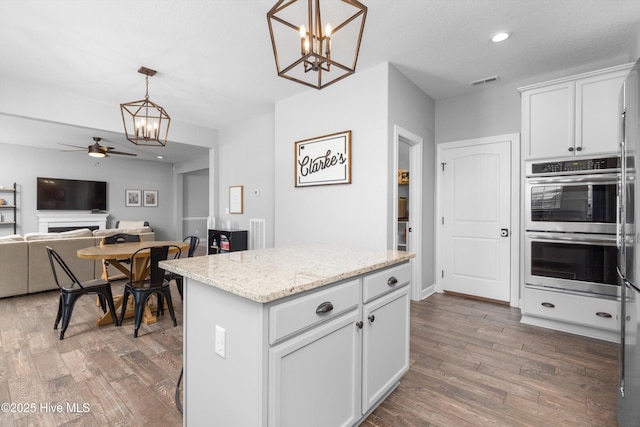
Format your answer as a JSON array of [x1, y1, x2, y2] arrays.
[[88, 146, 106, 158], [491, 31, 510, 43]]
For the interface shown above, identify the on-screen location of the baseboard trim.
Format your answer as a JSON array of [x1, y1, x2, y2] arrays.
[[443, 290, 510, 306]]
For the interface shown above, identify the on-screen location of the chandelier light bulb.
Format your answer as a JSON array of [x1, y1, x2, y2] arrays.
[[325, 23, 332, 37]]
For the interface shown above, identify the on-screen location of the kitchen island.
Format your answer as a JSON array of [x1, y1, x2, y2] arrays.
[[161, 244, 414, 427]]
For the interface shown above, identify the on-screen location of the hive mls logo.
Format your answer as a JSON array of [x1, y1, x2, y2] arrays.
[[67, 402, 91, 413], [295, 130, 352, 187]]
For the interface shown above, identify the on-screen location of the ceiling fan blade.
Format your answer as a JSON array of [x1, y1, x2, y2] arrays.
[[58, 143, 88, 149], [107, 150, 137, 156]]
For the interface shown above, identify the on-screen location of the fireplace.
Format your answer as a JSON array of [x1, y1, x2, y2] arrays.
[[37, 212, 109, 233]]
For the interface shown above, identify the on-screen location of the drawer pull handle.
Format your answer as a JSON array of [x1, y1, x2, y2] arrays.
[[541, 302, 555, 308], [387, 276, 398, 286], [596, 311, 612, 318], [315, 301, 334, 314], [368, 315, 375, 323]]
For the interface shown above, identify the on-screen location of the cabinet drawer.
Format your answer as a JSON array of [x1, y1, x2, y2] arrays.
[[524, 288, 619, 332], [269, 279, 360, 345], [363, 262, 411, 303]]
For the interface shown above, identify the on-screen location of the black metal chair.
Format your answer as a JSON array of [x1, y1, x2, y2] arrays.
[[46, 246, 119, 340], [173, 236, 200, 300], [102, 233, 141, 245], [101, 233, 141, 280], [119, 245, 181, 337]]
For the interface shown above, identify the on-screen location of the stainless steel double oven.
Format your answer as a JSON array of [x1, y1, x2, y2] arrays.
[[525, 156, 623, 298]]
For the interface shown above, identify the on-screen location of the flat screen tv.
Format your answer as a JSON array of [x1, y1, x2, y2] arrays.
[[37, 177, 107, 211]]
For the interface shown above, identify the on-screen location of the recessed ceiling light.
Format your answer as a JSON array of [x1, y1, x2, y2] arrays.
[[491, 31, 510, 43], [157, 155, 164, 159]]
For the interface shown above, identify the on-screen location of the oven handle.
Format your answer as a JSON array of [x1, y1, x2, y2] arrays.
[[526, 173, 619, 184], [527, 232, 617, 245]]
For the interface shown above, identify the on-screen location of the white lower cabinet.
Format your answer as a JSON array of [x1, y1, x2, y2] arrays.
[[269, 310, 362, 427], [183, 261, 411, 427], [362, 288, 410, 412], [269, 263, 411, 427]]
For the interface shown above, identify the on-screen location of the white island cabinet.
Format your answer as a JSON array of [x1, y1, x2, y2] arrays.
[[160, 245, 414, 427]]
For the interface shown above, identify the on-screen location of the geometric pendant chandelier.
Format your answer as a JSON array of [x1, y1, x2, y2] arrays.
[[120, 66, 171, 146], [267, 0, 367, 90]]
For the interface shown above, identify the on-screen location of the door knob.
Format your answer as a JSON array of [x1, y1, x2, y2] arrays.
[[500, 228, 509, 237]]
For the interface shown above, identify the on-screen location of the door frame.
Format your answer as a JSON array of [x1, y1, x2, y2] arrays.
[[392, 125, 424, 301], [435, 133, 521, 307]]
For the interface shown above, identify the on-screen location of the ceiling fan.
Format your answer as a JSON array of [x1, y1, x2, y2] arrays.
[[59, 137, 137, 158]]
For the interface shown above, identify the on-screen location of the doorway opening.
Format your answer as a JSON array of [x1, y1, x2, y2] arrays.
[[393, 125, 425, 300]]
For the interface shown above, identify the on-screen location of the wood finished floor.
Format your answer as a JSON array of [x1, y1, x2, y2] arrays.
[[0, 286, 618, 426], [363, 294, 618, 427]]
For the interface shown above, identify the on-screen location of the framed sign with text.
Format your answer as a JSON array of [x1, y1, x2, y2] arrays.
[[294, 130, 352, 187]]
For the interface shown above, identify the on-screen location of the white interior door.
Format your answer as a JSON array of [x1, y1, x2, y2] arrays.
[[439, 139, 512, 301]]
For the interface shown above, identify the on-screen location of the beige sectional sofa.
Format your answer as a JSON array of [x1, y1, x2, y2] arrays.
[[0, 227, 155, 298]]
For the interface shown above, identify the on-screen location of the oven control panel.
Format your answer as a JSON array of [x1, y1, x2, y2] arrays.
[[529, 156, 620, 175]]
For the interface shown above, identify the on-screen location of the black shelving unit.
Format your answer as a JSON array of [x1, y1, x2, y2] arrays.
[[0, 183, 17, 234], [208, 229, 248, 254]]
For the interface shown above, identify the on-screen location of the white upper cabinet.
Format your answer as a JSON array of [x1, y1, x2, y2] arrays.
[[521, 64, 631, 160]]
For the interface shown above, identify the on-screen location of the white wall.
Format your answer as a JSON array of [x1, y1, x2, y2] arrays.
[[0, 142, 176, 239], [217, 112, 276, 247], [388, 64, 436, 291], [274, 63, 389, 248]]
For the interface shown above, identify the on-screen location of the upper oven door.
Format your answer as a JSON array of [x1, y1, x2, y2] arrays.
[[525, 173, 618, 233]]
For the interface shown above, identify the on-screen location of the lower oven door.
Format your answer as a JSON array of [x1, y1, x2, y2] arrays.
[[525, 232, 619, 298]]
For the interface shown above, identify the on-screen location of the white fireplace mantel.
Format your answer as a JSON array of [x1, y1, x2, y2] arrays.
[[37, 212, 109, 233]]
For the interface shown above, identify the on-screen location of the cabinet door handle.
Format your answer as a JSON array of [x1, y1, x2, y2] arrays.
[[568, 147, 574, 152], [387, 276, 398, 286], [576, 146, 582, 151], [541, 302, 555, 308], [315, 301, 334, 314], [356, 321, 363, 329], [596, 311, 612, 318], [368, 315, 375, 323]]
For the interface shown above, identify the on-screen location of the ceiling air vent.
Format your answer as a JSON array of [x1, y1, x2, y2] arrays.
[[470, 75, 500, 86]]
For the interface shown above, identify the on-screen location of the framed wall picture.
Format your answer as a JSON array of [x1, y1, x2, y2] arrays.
[[143, 190, 158, 207], [294, 130, 351, 187], [125, 189, 141, 207], [229, 185, 243, 214]]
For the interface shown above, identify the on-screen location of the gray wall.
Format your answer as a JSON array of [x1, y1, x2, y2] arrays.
[[435, 56, 637, 144], [274, 64, 389, 248], [388, 64, 436, 292], [0, 142, 176, 239], [217, 112, 276, 247]]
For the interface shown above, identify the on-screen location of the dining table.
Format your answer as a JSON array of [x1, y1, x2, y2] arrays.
[[77, 240, 190, 326]]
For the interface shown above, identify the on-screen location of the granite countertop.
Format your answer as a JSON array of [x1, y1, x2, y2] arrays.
[[160, 244, 415, 303]]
